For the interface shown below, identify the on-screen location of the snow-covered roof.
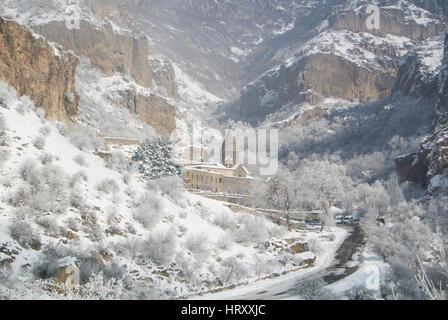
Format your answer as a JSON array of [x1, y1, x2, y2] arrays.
[[328, 206, 345, 215]]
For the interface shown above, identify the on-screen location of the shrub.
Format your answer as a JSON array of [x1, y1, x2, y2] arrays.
[[18, 159, 41, 186], [70, 188, 87, 210], [213, 211, 235, 231], [132, 137, 184, 180], [67, 127, 103, 152], [157, 176, 186, 200], [69, 170, 88, 188], [96, 178, 120, 194], [33, 242, 126, 286], [106, 151, 130, 173], [0, 149, 9, 168], [220, 257, 248, 285], [16, 96, 33, 115], [74, 154, 88, 167], [235, 216, 269, 244], [133, 194, 163, 229], [36, 216, 62, 237], [0, 114, 5, 132], [39, 126, 51, 137], [15, 206, 39, 219], [216, 233, 233, 251], [141, 229, 177, 265], [184, 233, 210, 259], [10, 222, 42, 250], [65, 218, 81, 232], [39, 153, 54, 165]]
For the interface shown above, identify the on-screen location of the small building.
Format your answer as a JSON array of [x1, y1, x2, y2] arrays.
[[185, 163, 254, 195]]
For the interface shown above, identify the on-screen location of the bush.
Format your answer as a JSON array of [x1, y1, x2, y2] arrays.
[[106, 151, 130, 173], [216, 233, 233, 251], [141, 228, 177, 265], [184, 233, 210, 259], [36, 216, 62, 237], [69, 170, 88, 188], [132, 137, 184, 180], [10, 222, 42, 250], [67, 127, 103, 152], [220, 257, 248, 285], [33, 242, 126, 286], [96, 178, 120, 194], [70, 188, 87, 210], [133, 194, 163, 229], [16, 96, 33, 115], [0, 149, 9, 168], [213, 211, 235, 231], [39, 126, 51, 137], [39, 153, 54, 165], [157, 176, 186, 200], [0, 114, 5, 132], [18, 159, 41, 186], [295, 278, 328, 300], [74, 154, 88, 167], [235, 216, 269, 244]]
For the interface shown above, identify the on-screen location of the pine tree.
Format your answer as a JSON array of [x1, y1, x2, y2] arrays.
[[132, 137, 184, 180]]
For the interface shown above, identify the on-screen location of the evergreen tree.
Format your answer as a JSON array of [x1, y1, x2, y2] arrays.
[[132, 137, 184, 180]]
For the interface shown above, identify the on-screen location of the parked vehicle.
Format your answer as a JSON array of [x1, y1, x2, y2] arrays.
[[344, 216, 353, 224], [307, 219, 322, 226], [335, 215, 344, 224]]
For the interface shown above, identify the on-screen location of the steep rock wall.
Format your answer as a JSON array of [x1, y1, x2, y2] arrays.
[[0, 18, 79, 122]]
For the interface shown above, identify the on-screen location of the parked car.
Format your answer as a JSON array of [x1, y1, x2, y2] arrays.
[[307, 219, 322, 226], [335, 215, 344, 224]]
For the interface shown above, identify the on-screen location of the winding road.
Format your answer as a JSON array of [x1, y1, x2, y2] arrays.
[[199, 225, 365, 300]]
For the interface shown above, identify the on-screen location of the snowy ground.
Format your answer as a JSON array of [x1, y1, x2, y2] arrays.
[[0, 81, 340, 299], [191, 227, 348, 300], [325, 247, 389, 300]]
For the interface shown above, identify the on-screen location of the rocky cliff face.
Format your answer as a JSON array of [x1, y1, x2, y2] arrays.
[[116, 89, 176, 136], [238, 1, 447, 125], [241, 51, 396, 123], [396, 32, 448, 190], [330, 4, 446, 41], [239, 27, 404, 124], [149, 58, 180, 101], [393, 37, 443, 98], [22, 2, 181, 135], [34, 21, 153, 89], [0, 17, 79, 122]]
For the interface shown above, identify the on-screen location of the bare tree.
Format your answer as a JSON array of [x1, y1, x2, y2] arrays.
[[265, 176, 301, 230], [415, 233, 447, 300]]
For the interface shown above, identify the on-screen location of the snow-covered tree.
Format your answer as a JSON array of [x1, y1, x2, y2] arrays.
[[132, 137, 184, 180]]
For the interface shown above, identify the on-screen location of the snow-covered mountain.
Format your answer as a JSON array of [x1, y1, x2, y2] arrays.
[[1, 79, 335, 299], [1, 0, 448, 300], [232, 0, 447, 125]]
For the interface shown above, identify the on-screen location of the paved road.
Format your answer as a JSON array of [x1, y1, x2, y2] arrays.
[[206, 225, 365, 300]]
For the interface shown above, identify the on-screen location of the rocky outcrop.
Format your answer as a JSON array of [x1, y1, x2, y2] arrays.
[[149, 58, 180, 101], [33, 21, 153, 89], [395, 152, 430, 186], [396, 32, 448, 189], [240, 53, 396, 124], [330, 7, 446, 41], [392, 51, 440, 99], [117, 90, 176, 136], [0, 18, 79, 122]]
